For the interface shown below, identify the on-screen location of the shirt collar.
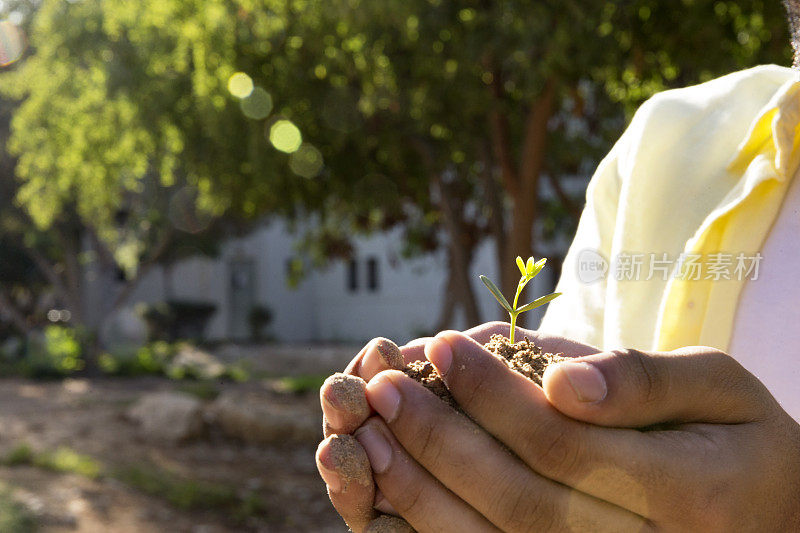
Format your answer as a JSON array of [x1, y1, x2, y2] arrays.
[[728, 76, 800, 181]]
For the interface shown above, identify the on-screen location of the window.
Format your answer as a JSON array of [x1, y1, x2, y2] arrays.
[[347, 259, 358, 292], [367, 257, 379, 291]]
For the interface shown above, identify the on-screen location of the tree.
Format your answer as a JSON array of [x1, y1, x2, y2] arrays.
[[2, 0, 792, 339]]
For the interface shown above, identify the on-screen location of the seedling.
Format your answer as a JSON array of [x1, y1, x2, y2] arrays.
[[480, 256, 561, 344]]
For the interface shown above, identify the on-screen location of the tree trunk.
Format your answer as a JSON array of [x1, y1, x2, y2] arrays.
[[435, 251, 458, 332], [0, 291, 32, 334], [488, 77, 558, 328], [434, 176, 481, 329]]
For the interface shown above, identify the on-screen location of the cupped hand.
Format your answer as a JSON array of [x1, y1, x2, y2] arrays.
[[315, 322, 597, 532], [359, 330, 800, 531]]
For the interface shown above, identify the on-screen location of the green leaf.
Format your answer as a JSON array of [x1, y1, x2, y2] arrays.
[[480, 275, 513, 313], [516, 292, 562, 314], [528, 257, 547, 279], [516, 256, 526, 277]]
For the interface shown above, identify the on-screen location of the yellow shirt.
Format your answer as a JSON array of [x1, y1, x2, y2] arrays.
[[540, 65, 800, 353]]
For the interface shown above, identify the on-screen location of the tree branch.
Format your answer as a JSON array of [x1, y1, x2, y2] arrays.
[[545, 171, 582, 222], [519, 77, 557, 193], [24, 245, 68, 301], [484, 53, 520, 196], [0, 291, 32, 334]]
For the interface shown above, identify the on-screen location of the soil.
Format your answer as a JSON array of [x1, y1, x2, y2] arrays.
[[365, 514, 415, 532], [324, 434, 371, 491], [322, 373, 370, 421], [403, 334, 568, 408], [0, 375, 345, 532]]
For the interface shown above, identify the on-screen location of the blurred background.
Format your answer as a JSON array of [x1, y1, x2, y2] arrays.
[[0, 0, 792, 531]]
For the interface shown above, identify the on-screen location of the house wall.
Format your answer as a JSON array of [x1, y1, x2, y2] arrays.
[[90, 174, 586, 345]]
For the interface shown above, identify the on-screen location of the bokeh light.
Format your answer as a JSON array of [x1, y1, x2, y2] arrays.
[[289, 143, 324, 178], [268, 120, 302, 153], [0, 21, 25, 67], [227, 72, 254, 98], [240, 87, 272, 120]]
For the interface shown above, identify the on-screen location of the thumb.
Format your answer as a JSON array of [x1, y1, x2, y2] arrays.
[[542, 346, 775, 426]]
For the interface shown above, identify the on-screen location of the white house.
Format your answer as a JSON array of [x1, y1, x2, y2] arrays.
[[88, 176, 587, 346]]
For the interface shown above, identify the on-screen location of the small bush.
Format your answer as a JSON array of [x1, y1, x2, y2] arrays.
[[36, 447, 102, 479], [3, 444, 33, 466], [3, 443, 102, 479], [98, 341, 175, 377], [176, 381, 220, 401], [0, 487, 35, 533], [274, 374, 328, 394], [23, 325, 85, 377], [115, 465, 237, 510]]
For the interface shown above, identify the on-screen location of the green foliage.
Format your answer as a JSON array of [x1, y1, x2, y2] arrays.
[[3, 443, 102, 479], [2, 443, 266, 519], [97, 341, 174, 376], [3, 444, 33, 466], [0, 0, 792, 316], [481, 256, 560, 344], [176, 381, 220, 401], [23, 325, 85, 377], [0, 486, 35, 533], [35, 447, 103, 479], [114, 464, 265, 517], [98, 340, 249, 382], [273, 373, 329, 394]]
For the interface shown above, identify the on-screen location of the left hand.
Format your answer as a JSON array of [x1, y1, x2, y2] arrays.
[[357, 330, 800, 531]]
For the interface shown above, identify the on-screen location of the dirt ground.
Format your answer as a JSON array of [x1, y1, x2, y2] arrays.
[[0, 344, 361, 532]]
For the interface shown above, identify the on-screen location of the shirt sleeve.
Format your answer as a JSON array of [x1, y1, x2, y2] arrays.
[[538, 135, 625, 349]]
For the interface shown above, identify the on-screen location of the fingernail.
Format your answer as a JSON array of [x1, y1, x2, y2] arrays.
[[425, 339, 452, 376], [367, 374, 400, 422], [355, 425, 392, 474], [559, 362, 607, 403], [361, 344, 387, 378], [318, 464, 343, 493]]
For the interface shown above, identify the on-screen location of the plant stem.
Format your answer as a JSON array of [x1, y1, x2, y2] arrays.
[[509, 312, 517, 344], [509, 280, 524, 344]]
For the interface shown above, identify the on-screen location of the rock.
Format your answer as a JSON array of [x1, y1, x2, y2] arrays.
[[208, 391, 320, 444], [167, 344, 226, 380], [127, 392, 204, 443]]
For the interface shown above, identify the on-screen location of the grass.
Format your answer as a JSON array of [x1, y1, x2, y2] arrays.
[[0, 486, 36, 533], [113, 464, 267, 521], [3, 444, 101, 479], [273, 373, 328, 393], [3, 443, 266, 521], [176, 381, 220, 401], [114, 465, 237, 510]]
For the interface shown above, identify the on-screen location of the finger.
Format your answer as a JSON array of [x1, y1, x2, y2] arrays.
[[373, 488, 398, 516], [542, 346, 775, 426], [355, 417, 500, 532], [423, 332, 664, 519], [365, 371, 649, 532], [398, 337, 431, 365], [324, 339, 406, 437], [464, 321, 600, 356], [321, 373, 370, 436], [316, 434, 376, 532]]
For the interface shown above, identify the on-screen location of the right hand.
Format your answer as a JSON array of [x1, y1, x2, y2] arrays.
[[315, 321, 598, 532]]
